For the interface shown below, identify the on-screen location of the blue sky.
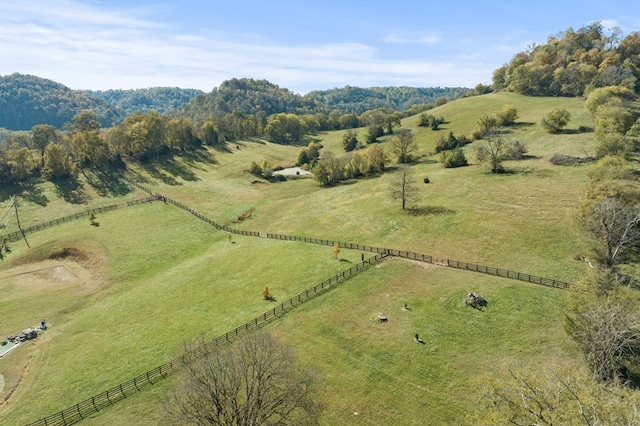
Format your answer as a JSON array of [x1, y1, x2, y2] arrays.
[[1, 0, 639, 93]]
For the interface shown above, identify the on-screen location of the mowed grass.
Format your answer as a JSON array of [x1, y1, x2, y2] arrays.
[[0, 203, 366, 425], [132, 93, 596, 282], [0, 92, 600, 424], [77, 259, 577, 426]]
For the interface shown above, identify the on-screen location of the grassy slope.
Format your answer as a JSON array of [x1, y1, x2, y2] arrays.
[[0, 92, 596, 424]]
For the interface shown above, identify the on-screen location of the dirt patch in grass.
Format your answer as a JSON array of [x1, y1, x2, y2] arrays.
[[48, 247, 88, 261], [0, 244, 108, 416], [0, 262, 85, 298]]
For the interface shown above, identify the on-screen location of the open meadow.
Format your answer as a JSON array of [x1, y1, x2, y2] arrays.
[[0, 92, 600, 424]]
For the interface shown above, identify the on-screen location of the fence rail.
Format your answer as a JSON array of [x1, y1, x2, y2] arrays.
[[26, 253, 385, 426], [120, 175, 570, 291], [20, 176, 574, 426], [0, 196, 158, 244]]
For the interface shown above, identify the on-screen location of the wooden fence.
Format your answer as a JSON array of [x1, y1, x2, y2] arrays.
[[120, 174, 569, 290], [0, 196, 158, 244], [21, 177, 575, 425], [26, 253, 385, 426]]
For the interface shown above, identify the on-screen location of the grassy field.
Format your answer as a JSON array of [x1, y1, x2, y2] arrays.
[[0, 92, 601, 425]]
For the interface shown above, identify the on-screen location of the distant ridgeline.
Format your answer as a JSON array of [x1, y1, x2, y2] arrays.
[[83, 87, 205, 116], [0, 73, 469, 131], [178, 78, 469, 123], [0, 73, 123, 131]]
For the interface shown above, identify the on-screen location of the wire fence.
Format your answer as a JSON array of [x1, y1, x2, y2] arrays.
[[26, 253, 386, 426]]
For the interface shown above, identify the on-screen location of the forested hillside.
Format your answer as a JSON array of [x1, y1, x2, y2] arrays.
[[0, 73, 123, 130], [306, 85, 468, 114], [84, 87, 203, 115], [178, 78, 322, 123], [494, 22, 640, 96], [179, 78, 469, 124]]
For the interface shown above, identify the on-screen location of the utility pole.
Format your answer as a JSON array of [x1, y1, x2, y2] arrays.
[[14, 197, 30, 248]]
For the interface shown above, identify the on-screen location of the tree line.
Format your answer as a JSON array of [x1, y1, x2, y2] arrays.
[[493, 22, 640, 97]]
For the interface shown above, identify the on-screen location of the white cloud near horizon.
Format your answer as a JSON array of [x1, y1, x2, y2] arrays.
[[0, 1, 494, 92], [2, 0, 636, 93]]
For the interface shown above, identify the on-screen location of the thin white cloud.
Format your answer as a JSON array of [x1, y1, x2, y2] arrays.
[[419, 36, 443, 45], [0, 1, 483, 93], [383, 34, 443, 45]]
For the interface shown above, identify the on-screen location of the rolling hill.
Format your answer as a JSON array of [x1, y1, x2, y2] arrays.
[[0, 92, 603, 425]]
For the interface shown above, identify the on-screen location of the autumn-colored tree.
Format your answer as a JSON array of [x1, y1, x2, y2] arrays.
[[332, 242, 340, 259]]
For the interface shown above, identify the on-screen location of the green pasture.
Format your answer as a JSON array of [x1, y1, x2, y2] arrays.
[[75, 259, 577, 426], [0, 203, 369, 424], [128, 93, 596, 282], [0, 92, 605, 424]]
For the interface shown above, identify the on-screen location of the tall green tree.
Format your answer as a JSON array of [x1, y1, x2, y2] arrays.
[[389, 129, 416, 163], [166, 117, 199, 150], [382, 112, 401, 134], [30, 124, 59, 166], [264, 113, 306, 143], [341, 130, 359, 152], [6, 147, 36, 181], [366, 144, 387, 173], [43, 142, 75, 178]]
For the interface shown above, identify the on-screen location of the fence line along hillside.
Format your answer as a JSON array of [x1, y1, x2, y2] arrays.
[[26, 253, 386, 426], [0, 196, 158, 244], [21, 176, 570, 425], [121, 174, 570, 289]]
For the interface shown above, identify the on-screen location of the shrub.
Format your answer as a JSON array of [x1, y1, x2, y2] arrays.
[[423, 177, 430, 184], [434, 131, 459, 153], [248, 160, 262, 175], [440, 148, 468, 168], [457, 134, 471, 146], [506, 140, 527, 160], [541, 108, 571, 133], [550, 153, 586, 166]]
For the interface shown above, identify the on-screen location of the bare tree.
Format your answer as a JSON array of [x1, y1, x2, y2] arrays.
[[474, 136, 526, 173], [566, 295, 640, 384], [565, 267, 640, 385], [162, 332, 321, 425], [389, 129, 417, 164], [389, 165, 417, 210], [470, 362, 640, 425], [580, 197, 640, 267]]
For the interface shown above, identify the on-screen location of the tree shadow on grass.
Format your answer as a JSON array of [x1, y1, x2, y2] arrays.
[[143, 163, 182, 186], [20, 183, 49, 206], [52, 175, 90, 204], [86, 169, 133, 197], [510, 122, 536, 129], [406, 206, 456, 216], [140, 147, 218, 185]]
